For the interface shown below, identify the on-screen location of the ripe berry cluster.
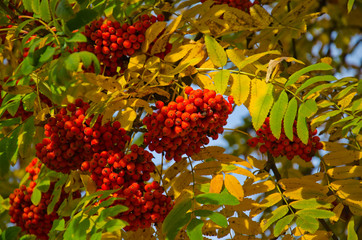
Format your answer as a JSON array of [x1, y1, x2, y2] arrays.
[[9, 158, 80, 240], [81, 144, 155, 190], [77, 14, 172, 76], [200, 0, 259, 13], [143, 87, 233, 162], [113, 181, 173, 231], [35, 99, 130, 173], [81, 144, 173, 231], [247, 117, 323, 162]]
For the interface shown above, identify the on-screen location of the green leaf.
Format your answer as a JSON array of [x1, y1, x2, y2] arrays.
[[297, 99, 318, 144], [261, 205, 289, 232], [0, 118, 21, 128], [193, 210, 228, 228], [163, 199, 192, 240], [55, 0, 73, 20], [66, 9, 99, 31], [19, 116, 35, 157], [39, 46, 56, 65], [78, 51, 100, 74], [231, 74, 250, 106], [32, 0, 40, 15], [296, 209, 335, 219], [19, 235, 37, 240], [23, 0, 33, 12], [250, 81, 274, 131], [357, 79, 362, 95], [96, 205, 128, 223], [295, 215, 319, 233], [295, 75, 337, 95], [285, 63, 333, 87], [40, 0, 51, 22], [89, 232, 102, 240], [65, 53, 80, 71], [64, 216, 89, 240], [283, 98, 297, 141], [186, 218, 204, 240], [347, 216, 358, 240], [303, 83, 334, 99], [290, 199, 332, 210], [270, 91, 288, 139], [103, 219, 127, 232], [195, 190, 239, 206], [21, 58, 35, 75], [214, 70, 230, 95], [67, 32, 87, 43], [347, 0, 355, 13], [22, 93, 37, 111], [37, 177, 51, 192], [51, 219, 65, 231], [1, 226, 21, 240], [6, 99, 21, 116], [274, 214, 294, 236], [31, 188, 42, 206], [204, 34, 227, 68], [15, 19, 35, 37]]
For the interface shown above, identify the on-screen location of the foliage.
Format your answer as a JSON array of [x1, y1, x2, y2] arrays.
[[0, 0, 361, 239]]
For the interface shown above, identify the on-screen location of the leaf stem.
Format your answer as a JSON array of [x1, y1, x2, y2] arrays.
[[224, 128, 251, 137]]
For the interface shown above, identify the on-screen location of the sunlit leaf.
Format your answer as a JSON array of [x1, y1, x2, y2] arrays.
[[261, 205, 289, 232], [204, 34, 227, 68], [285, 63, 333, 87], [231, 74, 251, 106], [186, 218, 204, 240], [274, 214, 294, 236], [224, 174, 244, 201], [250, 80, 274, 130], [270, 91, 288, 139], [209, 174, 224, 193], [283, 97, 297, 141]]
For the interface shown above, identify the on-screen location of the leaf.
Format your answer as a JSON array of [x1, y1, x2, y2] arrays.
[[327, 166, 362, 179], [1, 85, 34, 95], [195, 189, 239, 206], [243, 180, 275, 197], [194, 161, 222, 175], [118, 108, 137, 131], [290, 199, 332, 209], [66, 9, 98, 31], [347, 217, 358, 240], [19, 116, 35, 157], [186, 218, 204, 240], [230, 167, 255, 179], [103, 219, 127, 233], [229, 216, 261, 235], [347, 0, 355, 13], [143, 21, 167, 53], [261, 205, 289, 232], [295, 215, 319, 234], [163, 198, 192, 240], [224, 174, 244, 201], [191, 146, 225, 160], [31, 188, 41, 206], [96, 205, 128, 222], [295, 75, 337, 94], [270, 91, 288, 139], [51, 219, 65, 231], [285, 63, 333, 87], [1, 226, 21, 240], [226, 48, 245, 70], [231, 74, 251, 106], [235, 50, 280, 70], [258, 193, 282, 208], [283, 98, 297, 141], [249, 80, 274, 130], [40, 0, 51, 22], [193, 210, 228, 228], [204, 34, 227, 68], [164, 44, 194, 62], [297, 99, 318, 144], [296, 209, 335, 219], [67, 32, 87, 43], [209, 174, 224, 193], [274, 215, 294, 236], [56, 0, 73, 20], [213, 69, 230, 95], [65, 53, 80, 71]]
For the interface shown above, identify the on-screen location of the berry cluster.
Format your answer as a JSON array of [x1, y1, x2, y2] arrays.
[[35, 99, 130, 173], [81, 144, 173, 231], [113, 181, 173, 231], [77, 14, 172, 76], [9, 158, 80, 240], [200, 0, 259, 12], [247, 117, 323, 162], [143, 87, 233, 162]]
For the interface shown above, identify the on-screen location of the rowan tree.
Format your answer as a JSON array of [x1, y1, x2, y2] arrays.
[[0, 0, 361, 239]]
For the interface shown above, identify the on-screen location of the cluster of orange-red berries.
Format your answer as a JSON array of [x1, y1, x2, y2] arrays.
[[77, 14, 172, 76], [35, 99, 130, 173], [201, 0, 259, 12], [9, 158, 81, 240], [143, 87, 233, 162], [247, 117, 323, 162]]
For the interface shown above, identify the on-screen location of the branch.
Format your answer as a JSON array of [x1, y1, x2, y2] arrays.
[[265, 153, 282, 181]]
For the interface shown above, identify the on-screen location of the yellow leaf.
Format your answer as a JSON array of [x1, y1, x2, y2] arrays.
[[1, 85, 34, 94], [196, 73, 215, 90], [243, 180, 275, 197], [163, 159, 189, 187], [231, 74, 251, 106], [150, 35, 170, 55], [322, 141, 347, 151], [330, 179, 361, 191], [330, 203, 344, 222], [191, 146, 225, 160], [338, 91, 356, 109], [80, 174, 97, 195], [117, 107, 137, 131], [34, 106, 50, 123], [82, 73, 122, 92], [224, 174, 244, 201], [171, 171, 192, 199], [128, 98, 153, 114], [142, 21, 167, 53], [283, 188, 328, 201], [258, 192, 282, 208], [303, 230, 332, 240], [235, 50, 280, 70], [194, 161, 222, 175], [327, 166, 362, 179], [164, 14, 183, 35], [164, 44, 194, 62], [128, 54, 146, 71], [228, 216, 261, 235], [250, 5, 273, 28], [209, 174, 223, 193], [230, 167, 255, 179], [180, 42, 205, 67], [247, 155, 266, 169], [226, 48, 245, 70]]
